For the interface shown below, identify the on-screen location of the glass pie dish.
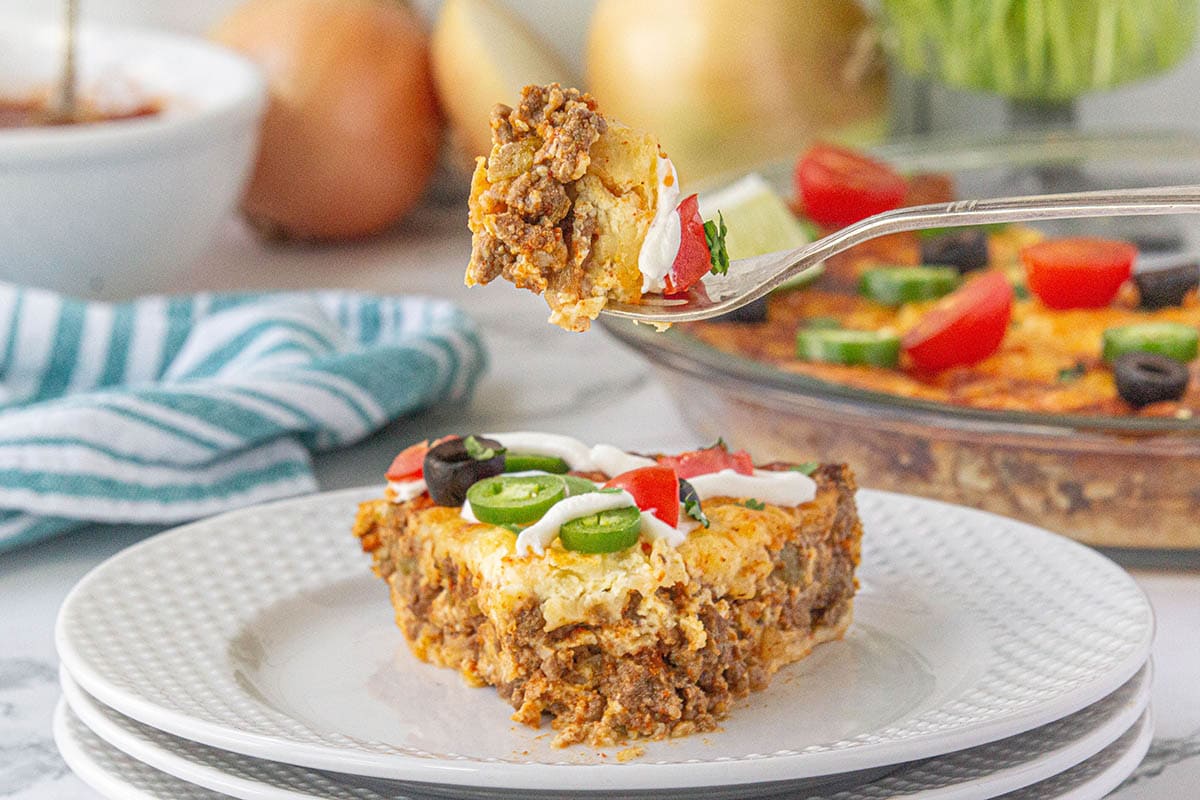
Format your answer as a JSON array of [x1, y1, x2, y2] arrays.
[[602, 131, 1200, 549]]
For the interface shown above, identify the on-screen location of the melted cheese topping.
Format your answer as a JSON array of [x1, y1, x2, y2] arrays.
[[413, 488, 837, 636]]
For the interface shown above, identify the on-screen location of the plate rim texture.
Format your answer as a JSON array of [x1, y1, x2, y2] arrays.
[[57, 662, 1154, 800], [54, 487, 1155, 790], [52, 699, 1157, 800]]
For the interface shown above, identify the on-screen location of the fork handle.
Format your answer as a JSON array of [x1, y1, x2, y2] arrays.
[[778, 184, 1200, 291]]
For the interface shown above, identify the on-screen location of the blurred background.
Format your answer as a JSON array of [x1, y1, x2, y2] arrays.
[[5, 10, 1200, 798], [3, 0, 1199, 275], [5, 0, 1199, 140], [8, 0, 1200, 161]]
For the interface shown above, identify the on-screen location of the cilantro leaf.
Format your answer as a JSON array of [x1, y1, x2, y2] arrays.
[[1058, 363, 1087, 383], [679, 478, 709, 528], [464, 435, 505, 461], [705, 211, 730, 276], [740, 499, 766, 510], [791, 461, 819, 476]]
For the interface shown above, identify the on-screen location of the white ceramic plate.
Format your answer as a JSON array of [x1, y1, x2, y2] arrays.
[[995, 711, 1152, 800], [55, 488, 1154, 792], [52, 700, 1155, 800], [59, 663, 1152, 800]]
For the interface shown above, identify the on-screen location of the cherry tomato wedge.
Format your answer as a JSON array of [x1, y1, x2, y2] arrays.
[[658, 443, 754, 480], [604, 465, 679, 527], [795, 143, 907, 228], [902, 271, 1014, 372], [664, 193, 712, 295], [1021, 238, 1137, 309], [385, 435, 458, 481]]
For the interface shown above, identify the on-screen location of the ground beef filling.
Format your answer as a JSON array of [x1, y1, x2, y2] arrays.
[[354, 469, 860, 748], [466, 84, 607, 304]]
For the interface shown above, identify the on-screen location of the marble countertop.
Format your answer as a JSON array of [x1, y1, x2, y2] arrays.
[[1, 205, 1197, 798]]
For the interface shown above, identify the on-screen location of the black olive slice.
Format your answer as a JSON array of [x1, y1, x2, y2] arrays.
[[1128, 229, 1185, 253], [1112, 352, 1190, 408], [1134, 263, 1200, 310], [423, 436, 505, 506], [716, 295, 768, 323], [920, 229, 990, 274]]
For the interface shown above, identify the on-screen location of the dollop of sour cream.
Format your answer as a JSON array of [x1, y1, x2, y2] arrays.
[[485, 431, 594, 470], [640, 510, 699, 547], [686, 469, 816, 506], [589, 444, 655, 476], [637, 153, 683, 294], [460, 469, 701, 554], [387, 478, 427, 502], [481, 433, 657, 476]]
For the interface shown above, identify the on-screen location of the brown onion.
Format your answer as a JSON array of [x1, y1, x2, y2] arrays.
[[586, 0, 888, 181], [214, 0, 442, 240], [432, 0, 577, 162]]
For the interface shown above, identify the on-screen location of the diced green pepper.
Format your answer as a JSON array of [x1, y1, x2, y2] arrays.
[[796, 328, 902, 367], [859, 266, 960, 306], [1101, 322, 1199, 363]]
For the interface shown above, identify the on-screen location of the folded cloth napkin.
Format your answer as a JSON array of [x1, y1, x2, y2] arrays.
[[0, 284, 486, 552]]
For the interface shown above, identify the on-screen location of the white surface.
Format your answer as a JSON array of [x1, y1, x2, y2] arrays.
[[53, 484, 1151, 791], [49, 698, 1156, 800], [0, 21, 265, 297], [58, 661, 1153, 800], [0, 211, 1196, 799]]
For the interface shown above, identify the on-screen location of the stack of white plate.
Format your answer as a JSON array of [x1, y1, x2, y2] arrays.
[[54, 488, 1154, 800]]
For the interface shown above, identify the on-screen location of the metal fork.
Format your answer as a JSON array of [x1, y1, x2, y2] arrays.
[[600, 184, 1200, 325]]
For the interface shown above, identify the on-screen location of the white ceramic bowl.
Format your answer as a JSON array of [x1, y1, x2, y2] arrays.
[[0, 21, 266, 298]]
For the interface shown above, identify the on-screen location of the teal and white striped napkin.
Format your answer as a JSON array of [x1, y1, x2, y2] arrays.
[[0, 284, 486, 552]]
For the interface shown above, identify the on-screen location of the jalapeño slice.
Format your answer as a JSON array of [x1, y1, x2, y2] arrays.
[[563, 475, 599, 496], [559, 506, 642, 553], [1101, 322, 1199, 363], [859, 266, 960, 306], [796, 328, 902, 367], [467, 475, 566, 525], [503, 452, 571, 473]]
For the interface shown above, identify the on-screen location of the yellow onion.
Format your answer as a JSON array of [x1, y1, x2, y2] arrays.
[[214, 0, 441, 241], [431, 0, 577, 163], [586, 0, 888, 181]]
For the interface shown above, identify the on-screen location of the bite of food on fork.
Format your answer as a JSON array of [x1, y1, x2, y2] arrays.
[[464, 85, 1200, 330], [464, 83, 728, 331]]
